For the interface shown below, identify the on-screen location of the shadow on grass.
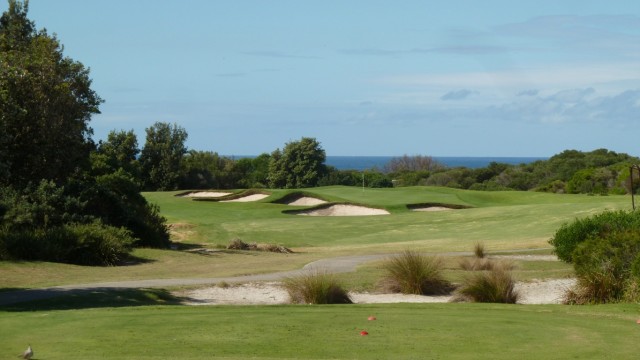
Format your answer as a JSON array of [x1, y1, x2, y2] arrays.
[[0, 288, 185, 312]]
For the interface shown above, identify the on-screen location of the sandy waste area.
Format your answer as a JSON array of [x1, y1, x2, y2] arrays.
[[183, 191, 232, 198], [297, 204, 390, 216], [221, 194, 270, 202], [177, 278, 576, 306]]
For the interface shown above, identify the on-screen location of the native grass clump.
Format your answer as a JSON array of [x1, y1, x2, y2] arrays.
[[454, 242, 519, 303], [454, 262, 520, 303], [380, 250, 454, 295], [283, 271, 352, 304]]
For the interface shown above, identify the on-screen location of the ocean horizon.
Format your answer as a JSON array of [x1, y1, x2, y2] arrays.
[[227, 155, 547, 171], [326, 156, 547, 170]]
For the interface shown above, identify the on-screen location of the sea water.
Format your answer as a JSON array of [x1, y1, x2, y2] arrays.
[[325, 156, 547, 171]]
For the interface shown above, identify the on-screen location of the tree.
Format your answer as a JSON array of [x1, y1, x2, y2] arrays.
[[180, 150, 228, 189], [93, 129, 140, 179], [268, 137, 327, 188], [139, 122, 188, 191], [0, 0, 102, 187], [384, 155, 445, 173]]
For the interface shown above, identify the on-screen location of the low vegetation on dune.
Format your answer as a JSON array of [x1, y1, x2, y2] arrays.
[[454, 262, 520, 304], [380, 250, 454, 295], [283, 271, 352, 304]]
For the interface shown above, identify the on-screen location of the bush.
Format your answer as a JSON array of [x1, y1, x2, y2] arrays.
[[549, 210, 640, 262], [283, 271, 352, 304], [566, 229, 640, 304], [454, 264, 519, 303], [0, 222, 134, 266], [380, 250, 453, 295]]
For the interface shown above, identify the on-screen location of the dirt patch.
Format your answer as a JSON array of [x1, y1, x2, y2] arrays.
[[297, 204, 390, 216], [221, 194, 270, 202], [168, 223, 196, 242]]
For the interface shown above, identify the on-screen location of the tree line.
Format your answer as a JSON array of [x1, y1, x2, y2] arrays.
[[112, 122, 640, 196]]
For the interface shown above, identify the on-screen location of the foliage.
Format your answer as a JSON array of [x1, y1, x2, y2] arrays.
[[0, 0, 102, 187], [139, 122, 188, 191], [268, 137, 328, 188], [0, 220, 134, 265], [384, 154, 444, 173], [549, 210, 640, 263], [565, 229, 640, 304], [74, 172, 170, 248], [93, 129, 141, 179], [179, 150, 228, 189], [283, 271, 352, 304], [234, 153, 270, 188], [380, 250, 453, 295], [454, 263, 520, 303]]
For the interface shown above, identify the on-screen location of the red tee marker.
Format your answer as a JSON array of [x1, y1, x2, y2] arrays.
[[368, 316, 376, 321], [360, 330, 369, 336]]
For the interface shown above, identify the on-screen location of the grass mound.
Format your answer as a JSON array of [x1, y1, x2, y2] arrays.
[[380, 250, 453, 295], [283, 271, 352, 304]]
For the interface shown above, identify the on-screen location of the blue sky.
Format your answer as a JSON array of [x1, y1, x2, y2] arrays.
[[20, 1, 640, 156]]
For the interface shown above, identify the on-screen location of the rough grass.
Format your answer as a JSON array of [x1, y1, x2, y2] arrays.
[[380, 250, 453, 295], [454, 263, 520, 303], [283, 271, 352, 304]]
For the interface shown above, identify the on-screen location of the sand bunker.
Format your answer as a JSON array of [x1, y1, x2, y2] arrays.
[[411, 206, 453, 212], [178, 278, 575, 306], [287, 197, 328, 206], [222, 194, 270, 202], [297, 204, 390, 216], [183, 191, 232, 198]]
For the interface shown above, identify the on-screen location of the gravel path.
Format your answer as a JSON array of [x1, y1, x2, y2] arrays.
[[0, 249, 565, 306]]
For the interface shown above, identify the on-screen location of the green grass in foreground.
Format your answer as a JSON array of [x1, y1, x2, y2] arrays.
[[1, 302, 639, 359]]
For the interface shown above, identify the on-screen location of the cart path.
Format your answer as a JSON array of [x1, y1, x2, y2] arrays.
[[0, 249, 556, 306]]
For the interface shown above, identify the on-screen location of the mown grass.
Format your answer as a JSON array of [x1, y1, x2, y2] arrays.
[[1, 302, 639, 359]]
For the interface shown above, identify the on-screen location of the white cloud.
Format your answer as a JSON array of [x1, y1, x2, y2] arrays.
[[380, 63, 640, 92]]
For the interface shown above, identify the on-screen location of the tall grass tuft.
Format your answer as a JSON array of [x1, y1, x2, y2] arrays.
[[380, 250, 453, 295], [454, 263, 520, 303], [473, 242, 486, 258], [283, 271, 352, 304]]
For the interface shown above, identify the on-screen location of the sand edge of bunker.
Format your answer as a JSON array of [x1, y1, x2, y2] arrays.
[[284, 202, 390, 216], [407, 202, 473, 212]]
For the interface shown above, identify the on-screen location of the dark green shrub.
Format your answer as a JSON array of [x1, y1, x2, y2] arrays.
[[74, 173, 170, 248], [454, 264, 519, 303], [64, 222, 135, 265], [284, 271, 352, 304], [549, 210, 640, 262], [0, 222, 134, 266], [380, 250, 453, 295], [567, 229, 640, 304]]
